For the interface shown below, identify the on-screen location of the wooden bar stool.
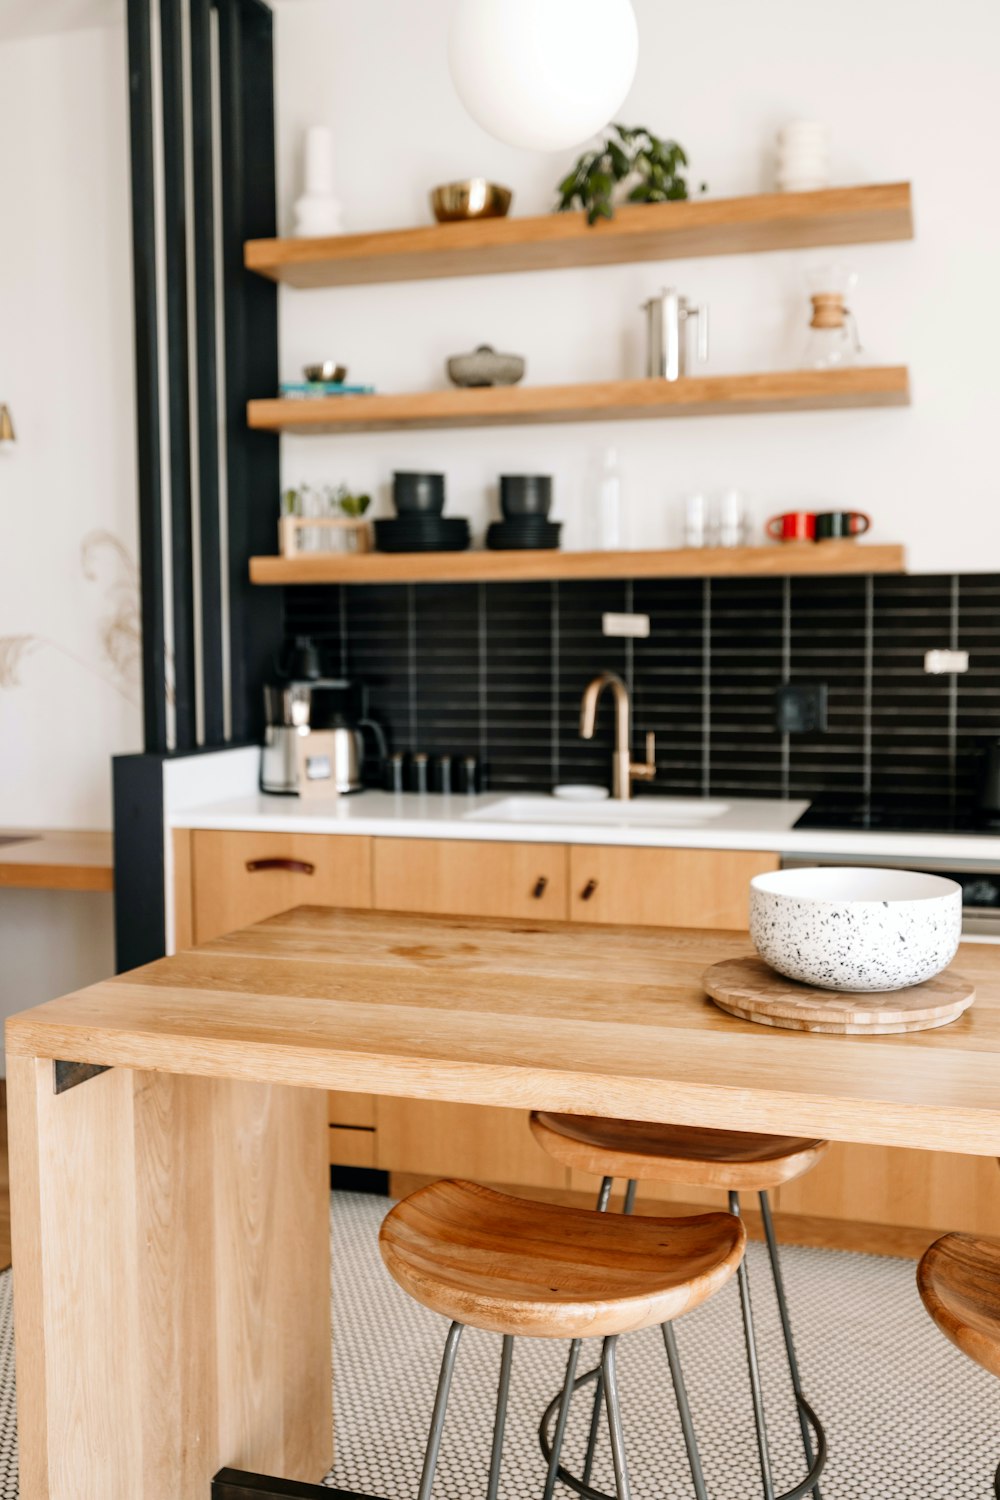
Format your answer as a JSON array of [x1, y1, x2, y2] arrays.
[[529, 1113, 829, 1500], [379, 1179, 746, 1500], [918, 1232, 1000, 1496]]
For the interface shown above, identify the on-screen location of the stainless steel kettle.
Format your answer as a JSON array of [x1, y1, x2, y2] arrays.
[[324, 715, 389, 794]]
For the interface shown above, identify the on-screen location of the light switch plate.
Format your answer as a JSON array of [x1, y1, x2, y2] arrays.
[[602, 612, 650, 638]]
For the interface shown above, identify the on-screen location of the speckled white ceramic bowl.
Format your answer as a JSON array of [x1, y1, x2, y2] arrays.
[[749, 867, 962, 992]]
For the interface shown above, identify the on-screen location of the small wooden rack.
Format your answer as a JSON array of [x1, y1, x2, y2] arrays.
[[245, 183, 914, 289], [249, 541, 907, 587], [248, 366, 910, 437]]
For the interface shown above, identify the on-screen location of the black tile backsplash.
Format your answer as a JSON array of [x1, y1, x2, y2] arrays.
[[283, 571, 1000, 823]]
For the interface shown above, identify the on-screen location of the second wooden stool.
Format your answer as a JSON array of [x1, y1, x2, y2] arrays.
[[918, 1231, 1000, 1496], [380, 1178, 746, 1500], [530, 1113, 829, 1500]]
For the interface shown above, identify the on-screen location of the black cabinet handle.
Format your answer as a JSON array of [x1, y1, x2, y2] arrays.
[[245, 858, 315, 876], [580, 879, 599, 901], [532, 876, 548, 899]]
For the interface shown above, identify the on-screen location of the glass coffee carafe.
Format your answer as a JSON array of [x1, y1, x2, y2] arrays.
[[802, 264, 862, 369]]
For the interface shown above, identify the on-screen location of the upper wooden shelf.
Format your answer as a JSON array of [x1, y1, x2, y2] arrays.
[[250, 541, 906, 587], [245, 183, 913, 289], [248, 366, 910, 436]]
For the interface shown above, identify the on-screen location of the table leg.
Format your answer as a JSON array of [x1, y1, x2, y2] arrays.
[[8, 1057, 332, 1500]]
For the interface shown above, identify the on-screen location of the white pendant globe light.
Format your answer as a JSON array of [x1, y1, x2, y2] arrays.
[[448, 0, 639, 153]]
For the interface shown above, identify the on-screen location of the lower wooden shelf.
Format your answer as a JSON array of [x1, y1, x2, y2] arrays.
[[247, 366, 911, 435], [249, 541, 906, 586]]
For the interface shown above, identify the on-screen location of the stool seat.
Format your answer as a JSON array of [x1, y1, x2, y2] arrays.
[[530, 1112, 828, 1191], [380, 1178, 745, 1340], [918, 1232, 1000, 1379]]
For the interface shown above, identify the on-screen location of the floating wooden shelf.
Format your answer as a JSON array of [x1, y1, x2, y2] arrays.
[[245, 183, 913, 289], [248, 366, 911, 436], [250, 541, 907, 587]]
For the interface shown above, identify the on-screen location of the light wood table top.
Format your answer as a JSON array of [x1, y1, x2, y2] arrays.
[[0, 829, 113, 892], [8, 905, 1000, 1155]]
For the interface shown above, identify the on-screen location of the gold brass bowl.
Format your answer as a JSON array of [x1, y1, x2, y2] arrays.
[[430, 179, 513, 223]]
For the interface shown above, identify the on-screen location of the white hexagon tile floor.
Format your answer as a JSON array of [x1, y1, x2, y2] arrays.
[[0, 1192, 996, 1497]]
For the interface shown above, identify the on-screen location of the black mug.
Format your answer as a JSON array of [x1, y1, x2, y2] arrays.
[[815, 511, 871, 541]]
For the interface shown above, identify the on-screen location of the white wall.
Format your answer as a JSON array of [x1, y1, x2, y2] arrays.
[[271, 0, 1000, 572], [0, 21, 134, 1063], [0, 21, 140, 830]]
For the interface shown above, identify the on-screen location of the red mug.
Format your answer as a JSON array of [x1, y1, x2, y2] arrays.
[[766, 511, 815, 542]]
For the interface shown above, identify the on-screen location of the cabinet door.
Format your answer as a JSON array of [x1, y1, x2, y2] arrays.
[[568, 845, 779, 930], [190, 830, 372, 945], [776, 1142, 1000, 1240], [373, 838, 569, 920], [376, 1099, 569, 1191]]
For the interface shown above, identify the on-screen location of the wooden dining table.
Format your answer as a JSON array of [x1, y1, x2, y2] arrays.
[[8, 904, 1000, 1500]]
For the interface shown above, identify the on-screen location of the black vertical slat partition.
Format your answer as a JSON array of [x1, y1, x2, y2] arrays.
[[159, 0, 198, 751], [126, 0, 168, 755], [116, 0, 279, 968], [190, 0, 225, 744], [217, 0, 281, 744]]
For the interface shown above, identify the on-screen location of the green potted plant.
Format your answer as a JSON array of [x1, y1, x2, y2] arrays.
[[556, 124, 706, 225]]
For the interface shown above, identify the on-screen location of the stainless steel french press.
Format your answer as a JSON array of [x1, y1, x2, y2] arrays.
[[641, 287, 709, 380]]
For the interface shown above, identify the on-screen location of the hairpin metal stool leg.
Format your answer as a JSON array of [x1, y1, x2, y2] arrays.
[[417, 1321, 464, 1500], [994, 1457, 999, 1499], [758, 1192, 825, 1500], [729, 1192, 776, 1500], [602, 1337, 632, 1500], [488, 1337, 514, 1500], [661, 1322, 709, 1500]]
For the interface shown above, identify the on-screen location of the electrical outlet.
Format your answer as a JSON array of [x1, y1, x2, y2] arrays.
[[924, 649, 969, 674], [775, 682, 828, 734], [602, 612, 650, 638]]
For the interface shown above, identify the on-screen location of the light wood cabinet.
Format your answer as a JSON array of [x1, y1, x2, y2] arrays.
[[178, 826, 994, 1255], [189, 829, 372, 945], [373, 837, 569, 920], [568, 845, 780, 929], [375, 1100, 568, 1190]]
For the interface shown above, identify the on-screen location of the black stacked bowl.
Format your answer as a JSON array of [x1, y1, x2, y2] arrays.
[[487, 474, 561, 550], [375, 472, 470, 552]]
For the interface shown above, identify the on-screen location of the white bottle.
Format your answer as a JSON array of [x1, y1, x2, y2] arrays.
[[293, 126, 345, 237], [598, 448, 622, 549], [683, 492, 707, 548]]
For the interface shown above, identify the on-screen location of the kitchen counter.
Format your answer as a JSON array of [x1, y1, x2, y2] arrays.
[[0, 828, 113, 891], [171, 788, 1000, 863], [9, 905, 1000, 1498]]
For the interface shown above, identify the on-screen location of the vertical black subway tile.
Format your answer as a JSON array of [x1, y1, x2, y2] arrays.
[[869, 574, 953, 819], [340, 585, 412, 751], [707, 577, 784, 796], [484, 581, 555, 791], [786, 575, 867, 813], [412, 584, 481, 757], [556, 579, 627, 789], [631, 578, 704, 794]]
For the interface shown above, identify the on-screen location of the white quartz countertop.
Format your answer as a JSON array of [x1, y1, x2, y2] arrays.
[[170, 789, 1000, 862]]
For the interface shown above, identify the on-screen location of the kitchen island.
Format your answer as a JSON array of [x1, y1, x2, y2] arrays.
[[9, 905, 1000, 1499]]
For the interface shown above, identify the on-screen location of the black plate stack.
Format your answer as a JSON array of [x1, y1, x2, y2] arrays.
[[375, 472, 471, 553], [486, 475, 561, 550]]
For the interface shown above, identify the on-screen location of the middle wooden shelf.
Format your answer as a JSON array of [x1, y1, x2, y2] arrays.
[[247, 365, 911, 436]]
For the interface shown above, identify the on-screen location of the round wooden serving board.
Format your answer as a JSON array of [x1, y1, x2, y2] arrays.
[[703, 956, 975, 1034]]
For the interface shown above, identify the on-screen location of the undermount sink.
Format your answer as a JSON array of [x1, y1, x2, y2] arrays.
[[465, 796, 732, 828]]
